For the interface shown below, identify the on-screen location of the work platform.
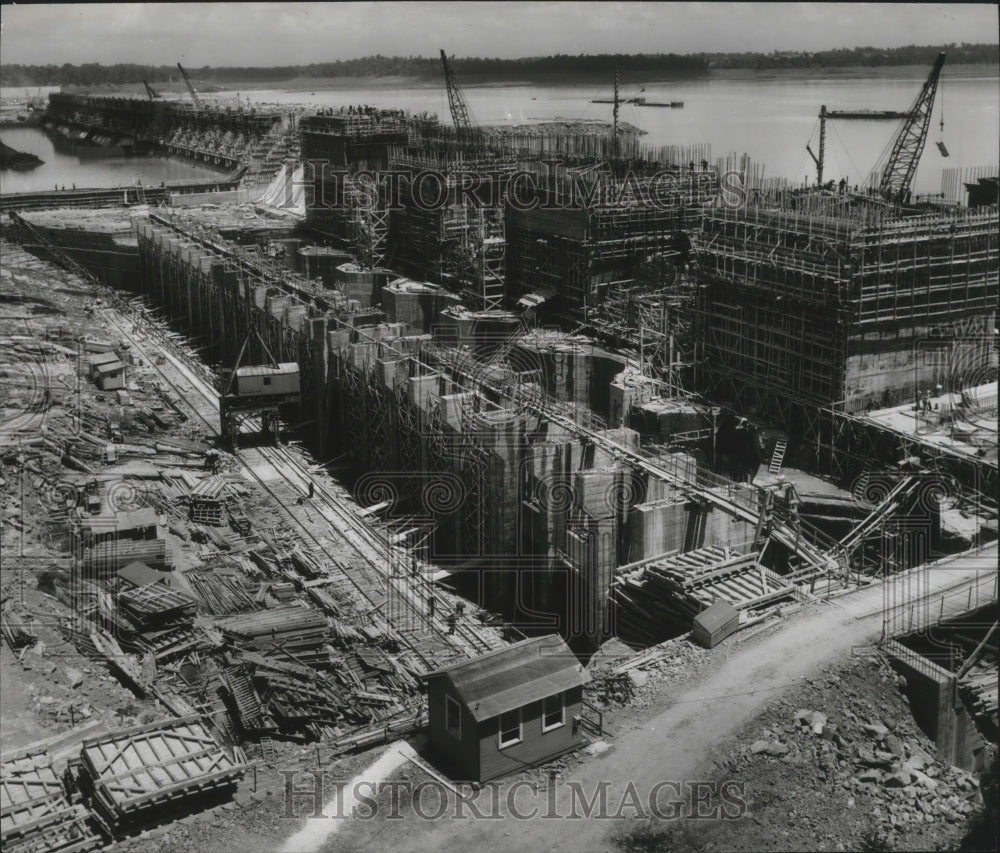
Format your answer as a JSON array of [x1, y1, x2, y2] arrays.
[[860, 381, 998, 462]]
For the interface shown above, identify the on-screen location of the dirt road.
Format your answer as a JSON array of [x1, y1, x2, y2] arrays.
[[322, 544, 996, 853]]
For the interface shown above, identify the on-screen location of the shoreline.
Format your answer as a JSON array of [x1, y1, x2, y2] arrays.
[[60, 62, 1000, 96]]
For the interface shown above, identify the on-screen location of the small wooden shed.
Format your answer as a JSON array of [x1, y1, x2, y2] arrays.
[[426, 634, 589, 783], [233, 363, 300, 397]]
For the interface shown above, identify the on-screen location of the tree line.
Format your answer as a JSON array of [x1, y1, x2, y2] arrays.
[[1, 43, 996, 87]]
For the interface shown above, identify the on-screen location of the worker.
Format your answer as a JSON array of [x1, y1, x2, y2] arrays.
[[307, 481, 315, 499], [447, 613, 457, 635]]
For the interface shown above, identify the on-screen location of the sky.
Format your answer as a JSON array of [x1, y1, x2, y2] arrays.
[[1, 2, 997, 67]]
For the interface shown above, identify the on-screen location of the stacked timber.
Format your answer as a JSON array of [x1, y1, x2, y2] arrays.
[[214, 606, 328, 666], [187, 571, 259, 615], [0, 749, 101, 853], [305, 584, 342, 616], [76, 716, 245, 835], [610, 545, 795, 645], [81, 539, 168, 575], [960, 663, 998, 740], [186, 476, 227, 526], [118, 583, 197, 628], [97, 586, 194, 665], [109, 583, 201, 663], [0, 600, 37, 650]]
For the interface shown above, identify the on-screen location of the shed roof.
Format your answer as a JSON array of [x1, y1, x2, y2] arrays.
[[94, 360, 124, 375], [425, 634, 588, 722], [235, 362, 298, 377], [87, 352, 120, 367], [117, 561, 167, 587], [81, 507, 158, 534]]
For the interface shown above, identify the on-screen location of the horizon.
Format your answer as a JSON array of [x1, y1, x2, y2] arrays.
[[1, 3, 997, 67], [2, 43, 1000, 71]]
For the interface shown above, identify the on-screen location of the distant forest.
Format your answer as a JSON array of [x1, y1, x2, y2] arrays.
[[2, 43, 997, 87]]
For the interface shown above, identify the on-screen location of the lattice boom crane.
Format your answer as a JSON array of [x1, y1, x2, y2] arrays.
[[176, 63, 202, 110], [877, 51, 945, 204], [440, 49, 472, 137]]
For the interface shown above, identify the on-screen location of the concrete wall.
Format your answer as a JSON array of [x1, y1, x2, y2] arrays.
[[884, 640, 986, 772]]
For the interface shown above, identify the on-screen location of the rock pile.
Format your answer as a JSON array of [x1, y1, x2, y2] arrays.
[[732, 692, 983, 839]]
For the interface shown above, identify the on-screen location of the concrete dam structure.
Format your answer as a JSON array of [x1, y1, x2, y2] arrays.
[[132, 212, 849, 650]]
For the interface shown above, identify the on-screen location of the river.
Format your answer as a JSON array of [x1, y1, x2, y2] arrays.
[[0, 125, 226, 194], [1, 70, 997, 195]]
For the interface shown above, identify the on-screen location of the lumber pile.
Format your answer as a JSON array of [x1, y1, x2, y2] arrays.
[[118, 583, 197, 629], [0, 600, 37, 651], [81, 539, 168, 575], [74, 716, 245, 835], [0, 749, 102, 853], [610, 545, 794, 645], [214, 606, 328, 667], [188, 571, 259, 615], [960, 664, 998, 740], [219, 642, 421, 742], [99, 583, 202, 663], [186, 475, 227, 526]]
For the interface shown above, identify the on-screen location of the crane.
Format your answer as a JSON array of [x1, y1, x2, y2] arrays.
[[439, 49, 473, 139], [806, 105, 828, 186], [876, 51, 946, 204], [143, 80, 161, 100], [176, 63, 202, 110]]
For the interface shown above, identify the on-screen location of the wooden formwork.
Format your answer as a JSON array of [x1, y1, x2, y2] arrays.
[[78, 716, 245, 831], [609, 544, 797, 644], [1, 750, 101, 853]]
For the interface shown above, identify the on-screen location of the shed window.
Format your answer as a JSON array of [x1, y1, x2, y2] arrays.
[[445, 694, 462, 740], [263, 376, 272, 386], [498, 709, 522, 749], [542, 694, 564, 732]]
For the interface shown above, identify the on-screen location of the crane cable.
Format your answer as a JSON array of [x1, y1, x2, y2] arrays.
[[936, 76, 949, 157], [865, 113, 902, 192], [828, 119, 866, 188], [803, 115, 822, 183]]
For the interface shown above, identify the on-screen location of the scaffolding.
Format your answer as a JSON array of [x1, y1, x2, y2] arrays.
[[506, 168, 711, 319], [695, 199, 998, 498]]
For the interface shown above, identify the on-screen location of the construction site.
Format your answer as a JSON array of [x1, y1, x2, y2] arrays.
[[1, 45, 997, 853]]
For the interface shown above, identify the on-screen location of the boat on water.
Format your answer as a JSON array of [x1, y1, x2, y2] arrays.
[[630, 97, 684, 108], [823, 109, 911, 119], [591, 96, 683, 108]]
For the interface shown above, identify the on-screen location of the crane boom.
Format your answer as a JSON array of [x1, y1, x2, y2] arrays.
[[440, 50, 472, 137], [176, 63, 202, 109], [143, 80, 161, 100], [877, 51, 945, 203]]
